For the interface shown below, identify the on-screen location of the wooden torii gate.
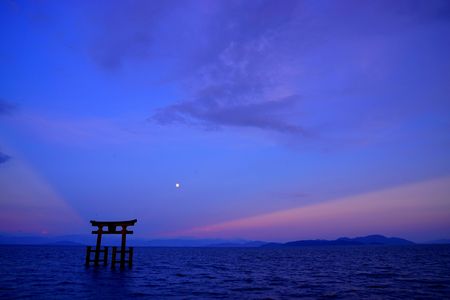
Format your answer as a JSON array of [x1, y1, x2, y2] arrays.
[[85, 219, 137, 268]]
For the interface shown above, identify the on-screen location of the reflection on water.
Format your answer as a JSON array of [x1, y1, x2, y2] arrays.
[[1, 245, 449, 298]]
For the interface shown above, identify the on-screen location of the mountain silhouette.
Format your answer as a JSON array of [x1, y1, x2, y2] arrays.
[[261, 235, 414, 248]]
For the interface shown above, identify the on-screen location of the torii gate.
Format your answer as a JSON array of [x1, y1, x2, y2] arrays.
[[85, 219, 137, 268]]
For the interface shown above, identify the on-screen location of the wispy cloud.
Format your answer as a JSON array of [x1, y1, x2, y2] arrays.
[[0, 99, 16, 164], [88, 1, 173, 70], [153, 95, 305, 134], [145, 0, 450, 137], [0, 99, 17, 116], [0, 152, 11, 165], [146, 1, 308, 134], [29, 0, 450, 139], [6, 112, 153, 146]]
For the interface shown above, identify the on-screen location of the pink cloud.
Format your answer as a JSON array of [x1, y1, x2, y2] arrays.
[[171, 177, 450, 242], [0, 153, 85, 235]]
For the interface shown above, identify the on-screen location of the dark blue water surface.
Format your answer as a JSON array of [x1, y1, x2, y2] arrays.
[[1, 245, 449, 299]]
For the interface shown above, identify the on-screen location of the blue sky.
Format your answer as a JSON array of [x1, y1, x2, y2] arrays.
[[0, 0, 449, 242]]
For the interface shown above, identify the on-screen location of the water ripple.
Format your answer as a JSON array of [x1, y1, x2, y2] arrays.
[[0, 245, 449, 299]]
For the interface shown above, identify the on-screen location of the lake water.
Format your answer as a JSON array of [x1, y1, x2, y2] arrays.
[[0, 245, 449, 299]]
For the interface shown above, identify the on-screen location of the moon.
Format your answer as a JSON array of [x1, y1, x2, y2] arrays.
[[175, 183, 180, 188]]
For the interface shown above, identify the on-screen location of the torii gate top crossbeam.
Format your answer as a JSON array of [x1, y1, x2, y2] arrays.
[[90, 219, 137, 234]]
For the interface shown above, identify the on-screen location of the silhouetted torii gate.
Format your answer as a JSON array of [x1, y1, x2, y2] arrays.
[[85, 219, 137, 268]]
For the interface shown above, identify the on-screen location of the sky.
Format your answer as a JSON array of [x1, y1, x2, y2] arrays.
[[0, 0, 449, 242]]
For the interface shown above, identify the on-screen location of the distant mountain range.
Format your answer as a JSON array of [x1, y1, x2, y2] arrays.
[[261, 235, 415, 248], [1, 233, 448, 247], [0, 234, 265, 247]]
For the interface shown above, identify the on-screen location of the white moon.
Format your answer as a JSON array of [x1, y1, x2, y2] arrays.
[[175, 183, 180, 188]]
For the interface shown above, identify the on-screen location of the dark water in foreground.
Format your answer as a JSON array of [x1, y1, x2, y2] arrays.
[[0, 245, 449, 299]]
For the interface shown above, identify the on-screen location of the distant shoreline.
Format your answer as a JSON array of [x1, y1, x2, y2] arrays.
[[1, 234, 449, 247]]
